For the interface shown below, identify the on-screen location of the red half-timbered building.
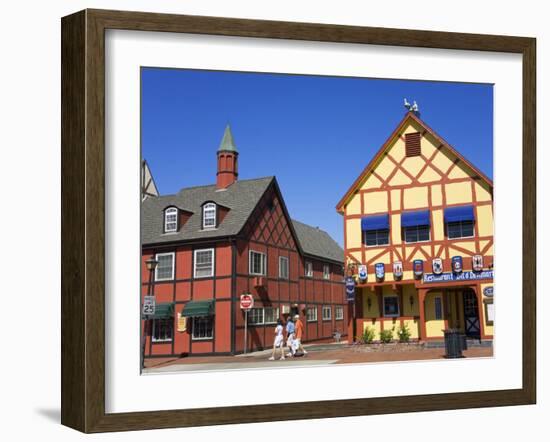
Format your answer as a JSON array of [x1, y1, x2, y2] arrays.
[[141, 126, 346, 358]]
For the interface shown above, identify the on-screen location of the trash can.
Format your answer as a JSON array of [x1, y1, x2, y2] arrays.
[[443, 329, 465, 358]]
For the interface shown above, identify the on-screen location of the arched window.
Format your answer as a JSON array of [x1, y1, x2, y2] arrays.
[[203, 203, 216, 229], [164, 207, 178, 232]]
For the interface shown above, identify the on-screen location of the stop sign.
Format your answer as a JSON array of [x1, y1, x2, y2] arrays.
[[240, 293, 254, 310]]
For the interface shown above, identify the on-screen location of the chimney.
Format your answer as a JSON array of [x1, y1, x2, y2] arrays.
[[216, 124, 239, 189]]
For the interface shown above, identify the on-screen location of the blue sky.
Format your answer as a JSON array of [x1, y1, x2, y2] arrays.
[[141, 68, 493, 247]]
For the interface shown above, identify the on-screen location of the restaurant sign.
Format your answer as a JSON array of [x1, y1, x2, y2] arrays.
[[423, 270, 494, 284]]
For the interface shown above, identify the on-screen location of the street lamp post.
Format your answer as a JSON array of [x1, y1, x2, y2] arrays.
[[141, 256, 158, 371]]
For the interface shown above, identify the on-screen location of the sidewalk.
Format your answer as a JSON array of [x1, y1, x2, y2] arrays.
[[143, 341, 492, 374]]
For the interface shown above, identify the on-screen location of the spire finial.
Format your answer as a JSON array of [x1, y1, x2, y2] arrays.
[[218, 124, 238, 153]]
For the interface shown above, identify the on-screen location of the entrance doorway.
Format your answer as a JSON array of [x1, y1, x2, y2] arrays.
[[463, 289, 481, 338]]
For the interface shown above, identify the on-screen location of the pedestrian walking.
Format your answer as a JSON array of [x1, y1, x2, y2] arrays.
[[293, 314, 308, 356], [285, 315, 296, 357], [268, 319, 286, 361]]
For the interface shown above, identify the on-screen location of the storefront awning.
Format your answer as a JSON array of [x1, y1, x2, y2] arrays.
[[361, 214, 389, 231], [401, 210, 430, 227], [444, 205, 475, 223], [181, 300, 214, 317], [150, 303, 174, 319]]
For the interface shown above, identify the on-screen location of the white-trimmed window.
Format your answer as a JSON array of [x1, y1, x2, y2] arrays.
[[202, 202, 216, 229], [194, 248, 214, 278], [306, 306, 317, 322], [264, 307, 280, 324], [279, 256, 289, 279], [322, 305, 332, 321], [335, 306, 344, 320], [192, 316, 213, 340], [155, 252, 175, 281], [305, 261, 313, 278], [164, 207, 178, 233], [248, 308, 264, 325], [249, 250, 266, 275], [152, 318, 173, 342], [383, 296, 400, 317], [323, 264, 330, 280]]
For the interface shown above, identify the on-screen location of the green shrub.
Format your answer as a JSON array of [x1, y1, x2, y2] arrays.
[[379, 328, 394, 344], [397, 323, 411, 343], [362, 326, 376, 344]]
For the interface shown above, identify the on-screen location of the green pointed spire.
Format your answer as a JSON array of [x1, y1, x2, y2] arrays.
[[218, 124, 238, 153]]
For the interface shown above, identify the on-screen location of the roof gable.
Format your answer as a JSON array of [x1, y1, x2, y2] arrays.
[[336, 112, 493, 212]]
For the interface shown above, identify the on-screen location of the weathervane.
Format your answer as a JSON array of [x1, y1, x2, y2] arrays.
[[403, 98, 420, 116]]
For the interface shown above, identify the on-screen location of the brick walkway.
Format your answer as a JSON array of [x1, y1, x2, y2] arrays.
[[144, 343, 492, 371]]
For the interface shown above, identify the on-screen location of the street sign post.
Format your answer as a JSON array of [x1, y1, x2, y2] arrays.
[[240, 294, 254, 354]]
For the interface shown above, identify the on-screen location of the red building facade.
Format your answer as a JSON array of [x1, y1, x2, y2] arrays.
[[141, 126, 346, 358]]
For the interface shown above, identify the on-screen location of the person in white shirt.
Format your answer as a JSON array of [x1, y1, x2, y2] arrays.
[[269, 319, 286, 361]]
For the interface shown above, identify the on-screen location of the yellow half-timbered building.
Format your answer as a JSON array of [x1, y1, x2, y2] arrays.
[[337, 111, 494, 345]]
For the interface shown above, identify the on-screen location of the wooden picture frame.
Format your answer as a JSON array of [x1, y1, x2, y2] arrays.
[[61, 8, 536, 433]]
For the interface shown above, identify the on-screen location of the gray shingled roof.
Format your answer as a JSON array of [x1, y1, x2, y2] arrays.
[[141, 176, 274, 244], [291, 219, 344, 263], [141, 176, 344, 263]]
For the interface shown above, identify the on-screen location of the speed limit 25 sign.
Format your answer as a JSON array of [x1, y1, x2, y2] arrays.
[[142, 296, 156, 316]]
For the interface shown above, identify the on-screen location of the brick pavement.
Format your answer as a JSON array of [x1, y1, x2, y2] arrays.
[[144, 344, 492, 371]]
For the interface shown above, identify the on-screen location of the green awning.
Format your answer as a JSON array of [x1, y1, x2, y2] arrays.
[[181, 300, 214, 317], [150, 303, 174, 319]]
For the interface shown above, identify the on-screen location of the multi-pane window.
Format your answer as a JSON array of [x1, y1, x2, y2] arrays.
[[194, 249, 214, 278], [247, 307, 279, 325], [279, 256, 289, 279], [248, 308, 264, 325], [164, 207, 178, 233], [249, 251, 266, 275], [335, 306, 344, 320], [305, 261, 313, 278], [306, 306, 318, 322], [323, 264, 330, 280], [383, 296, 400, 317], [364, 229, 390, 246], [322, 305, 332, 321], [434, 297, 443, 320], [155, 252, 174, 281], [202, 203, 216, 229], [264, 307, 280, 324], [152, 318, 173, 342], [447, 220, 474, 239], [404, 225, 430, 243], [192, 316, 213, 339]]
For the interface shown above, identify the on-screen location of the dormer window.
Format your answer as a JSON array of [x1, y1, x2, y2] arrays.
[[203, 202, 216, 229], [164, 207, 178, 233]]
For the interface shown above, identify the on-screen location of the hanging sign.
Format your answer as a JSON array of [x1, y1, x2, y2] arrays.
[[483, 286, 494, 297], [452, 256, 463, 273], [393, 261, 403, 279], [358, 265, 368, 282], [413, 259, 424, 277], [375, 263, 385, 280], [432, 258, 443, 275], [176, 313, 187, 332], [473, 255, 484, 272], [345, 276, 356, 302]]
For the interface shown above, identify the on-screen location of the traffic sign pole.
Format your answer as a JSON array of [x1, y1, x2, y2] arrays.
[[244, 310, 248, 354]]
